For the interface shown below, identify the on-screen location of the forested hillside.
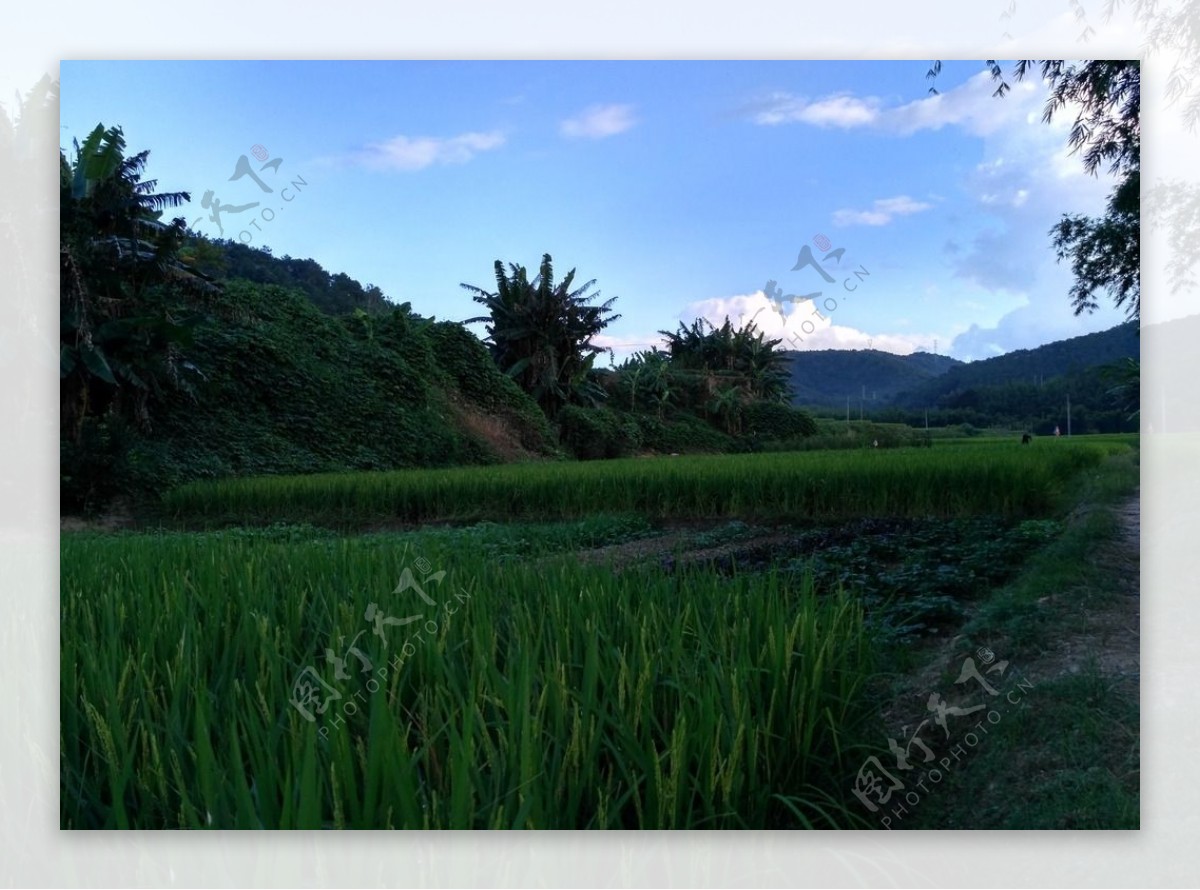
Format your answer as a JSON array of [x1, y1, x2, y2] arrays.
[[61, 272, 558, 511], [782, 349, 961, 408], [179, 237, 391, 316], [781, 323, 1140, 434], [890, 322, 1140, 409]]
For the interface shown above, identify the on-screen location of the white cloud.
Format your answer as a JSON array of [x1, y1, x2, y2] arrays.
[[946, 105, 1113, 293], [949, 292, 1128, 362], [684, 287, 1125, 365], [833, 195, 932, 227], [560, 104, 637, 140], [979, 187, 1030, 208], [753, 92, 881, 127], [353, 130, 505, 171], [681, 291, 935, 356], [750, 71, 1043, 137], [592, 332, 668, 360], [887, 72, 1042, 137]]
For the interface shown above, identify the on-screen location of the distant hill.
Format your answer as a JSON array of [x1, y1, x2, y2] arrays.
[[780, 322, 1142, 433], [782, 349, 962, 409], [889, 322, 1139, 409], [781, 323, 1139, 410]]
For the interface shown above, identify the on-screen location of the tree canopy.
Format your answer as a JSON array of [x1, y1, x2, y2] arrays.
[[60, 123, 212, 444], [657, 316, 792, 403], [462, 254, 621, 417]]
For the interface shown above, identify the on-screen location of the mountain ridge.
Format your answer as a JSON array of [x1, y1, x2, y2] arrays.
[[782, 322, 1140, 410]]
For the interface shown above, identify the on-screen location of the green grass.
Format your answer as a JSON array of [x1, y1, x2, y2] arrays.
[[61, 532, 878, 829], [877, 445, 1140, 829], [895, 668, 1139, 829], [961, 446, 1139, 655], [159, 438, 1133, 528]]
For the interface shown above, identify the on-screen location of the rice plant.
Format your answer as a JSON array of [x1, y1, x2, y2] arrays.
[[160, 438, 1133, 528], [61, 531, 878, 829]]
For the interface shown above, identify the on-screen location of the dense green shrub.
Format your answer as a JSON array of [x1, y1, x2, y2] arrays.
[[557, 406, 642, 460], [743, 401, 818, 441], [146, 283, 454, 475], [770, 419, 935, 451], [634, 414, 734, 454], [60, 417, 137, 514]]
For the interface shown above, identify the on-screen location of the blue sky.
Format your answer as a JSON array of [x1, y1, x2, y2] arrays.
[[61, 60, 1131, 363]]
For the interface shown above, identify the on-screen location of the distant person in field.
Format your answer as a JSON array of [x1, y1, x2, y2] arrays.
[[1054, 425, 1061, 437], [1021, 432, 1032, 445]]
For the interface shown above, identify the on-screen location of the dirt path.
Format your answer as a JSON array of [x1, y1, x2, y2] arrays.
[[1117, 487, 1140, 549], [1105, 488, 1141, 677], [1050, 488, 1139, 680], [993, 488, 1139, 683], [60, 501, 136, 533]]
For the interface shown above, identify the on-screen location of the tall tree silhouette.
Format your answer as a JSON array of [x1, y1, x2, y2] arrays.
[[462, 254, 620, 417]]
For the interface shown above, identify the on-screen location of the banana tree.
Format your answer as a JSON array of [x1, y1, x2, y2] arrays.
[[60, 123, 212, 442], [462, 254, 620, 417], [707, 383, 744, 435]]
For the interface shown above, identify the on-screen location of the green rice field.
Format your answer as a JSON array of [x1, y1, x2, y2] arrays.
[[160, 438, 1130, 527], [62, 435, 1139, 828]]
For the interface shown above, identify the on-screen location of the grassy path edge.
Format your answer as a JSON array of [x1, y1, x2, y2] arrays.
[[865, 448, 1140, 829]]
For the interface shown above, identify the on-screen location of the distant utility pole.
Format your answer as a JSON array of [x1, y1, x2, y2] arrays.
[[1067, 393, 1072, 437], [925, 408, 929, 431]]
